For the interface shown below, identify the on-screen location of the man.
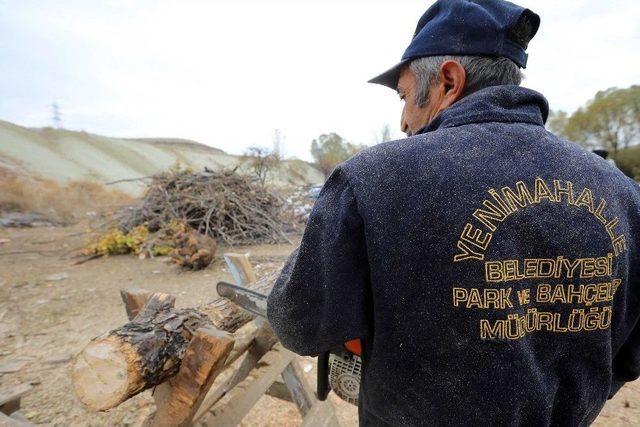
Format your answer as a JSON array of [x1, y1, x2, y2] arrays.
[[268, 0, 640, 425]]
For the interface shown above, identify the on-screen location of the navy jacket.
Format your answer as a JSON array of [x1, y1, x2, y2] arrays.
[[267, 85, 640, 426]]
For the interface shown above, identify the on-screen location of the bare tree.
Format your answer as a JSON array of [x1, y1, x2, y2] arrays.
[[243, 146, 279, 187]]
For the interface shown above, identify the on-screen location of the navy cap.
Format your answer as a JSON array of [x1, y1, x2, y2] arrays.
[[369, 0, 540, 89]]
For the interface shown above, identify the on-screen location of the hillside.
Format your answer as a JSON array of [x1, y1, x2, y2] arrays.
[[0, 120, 324, 195]]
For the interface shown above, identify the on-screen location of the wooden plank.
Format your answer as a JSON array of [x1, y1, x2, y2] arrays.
[[192, 322, 277, 422], [224, 321, 259, 367], [0, 384, 33, 409], [7, 413, 31, 425], [0, 384, 33, 418], [199, 344, 295, 427], [265, 381, 293, 403], [281, 360, 341, 427], [301, 401, 342, 427], [0, 401, 20, 418], [282, 361, 316, 416], [0, 411, 33, 426], [150, 327, 234, 427], [223, 253, 257, 285], [166, 318, 258, 423]]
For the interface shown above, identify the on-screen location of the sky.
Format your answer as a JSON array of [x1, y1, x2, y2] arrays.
[[0, 0, 639, 161]]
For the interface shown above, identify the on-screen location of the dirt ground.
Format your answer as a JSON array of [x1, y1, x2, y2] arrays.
[[0, 223, 639, 426]]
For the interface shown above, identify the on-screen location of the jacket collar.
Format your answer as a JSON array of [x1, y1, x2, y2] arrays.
[[418, 85, 550, 135]]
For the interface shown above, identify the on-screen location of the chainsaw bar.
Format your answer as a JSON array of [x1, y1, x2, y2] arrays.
[[216, 281, 268, 318], [216, 280, 360, 407]]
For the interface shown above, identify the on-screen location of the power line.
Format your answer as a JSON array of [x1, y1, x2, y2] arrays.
[[50, 102, 62, 128]]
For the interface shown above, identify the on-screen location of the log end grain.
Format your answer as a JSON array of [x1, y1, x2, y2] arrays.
[[72, 337, 141, 411]]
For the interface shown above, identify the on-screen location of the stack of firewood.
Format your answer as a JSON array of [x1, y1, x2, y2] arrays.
[[71, 254, 341, 427]]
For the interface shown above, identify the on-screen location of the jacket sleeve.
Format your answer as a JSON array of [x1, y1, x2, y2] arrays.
[[609, 181, 640, 399], [610, 320, 640, 398], [267, 166, 372, 355]]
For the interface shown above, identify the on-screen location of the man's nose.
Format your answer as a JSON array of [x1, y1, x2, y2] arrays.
[[400, 108, 408, 135]]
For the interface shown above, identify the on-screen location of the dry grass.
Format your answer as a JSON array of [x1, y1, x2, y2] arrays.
[[0, 168, 133, 223]]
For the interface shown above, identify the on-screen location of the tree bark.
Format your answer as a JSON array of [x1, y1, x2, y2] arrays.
[[72, 293, 212, 411]]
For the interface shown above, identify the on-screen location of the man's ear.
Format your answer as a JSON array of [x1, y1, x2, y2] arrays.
[[438, 60, 466, 108]]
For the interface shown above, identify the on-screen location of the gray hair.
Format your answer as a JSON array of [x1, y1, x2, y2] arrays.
[[409, 55, 523, 107]]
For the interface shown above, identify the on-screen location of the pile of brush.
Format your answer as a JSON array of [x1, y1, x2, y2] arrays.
[[118, 168, 290, 246]]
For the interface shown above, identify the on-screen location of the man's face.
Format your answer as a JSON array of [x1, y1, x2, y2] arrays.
[[397, 66, 439, 137], [396, 60, 467, 137]]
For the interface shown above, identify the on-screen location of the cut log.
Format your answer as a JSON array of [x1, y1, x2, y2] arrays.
[[72, 293, 211, 411], [200, 299, 254, 333], [118, 288, 258, 370], [200, 270, 279, 333], [72, 253, 283, 412], [72, 291, 265, 412]]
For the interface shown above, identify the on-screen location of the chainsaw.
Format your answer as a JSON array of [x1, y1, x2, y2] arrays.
[[216, 281, 362, 405]]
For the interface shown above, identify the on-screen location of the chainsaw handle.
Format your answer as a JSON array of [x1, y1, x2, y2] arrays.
[[317, 351, 330, 401]]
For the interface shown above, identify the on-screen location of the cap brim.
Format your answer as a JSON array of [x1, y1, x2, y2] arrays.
[[367, 60, 410, 90]]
